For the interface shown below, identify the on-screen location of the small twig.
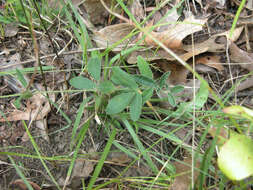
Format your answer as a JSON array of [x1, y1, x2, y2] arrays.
[[226, 40, 235, 97], [32, 0, 60, 59], [245, 24, 251, 51], [18, 0, 51, 109], [100, 0, 132, 24], [32, 1, 70, 110], [31, 13, 53, 110]]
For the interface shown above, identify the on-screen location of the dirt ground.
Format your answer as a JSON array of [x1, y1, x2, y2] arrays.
[[1, 0, 253, 189]]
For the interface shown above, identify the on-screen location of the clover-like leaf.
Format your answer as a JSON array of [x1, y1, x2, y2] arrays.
[[142, 88, 154, 103], [106, 92, 135, 115], [130, 92, 142, 121], [137, 56, 153, 79], [167, 92, 176, 107], [111, 67, 138, 89], [87, 57, 101, 81], [170, 85, 184, 94], [133, 75, 156, 87], [69, 76, 96, 90], [98, 80, 116, 94]]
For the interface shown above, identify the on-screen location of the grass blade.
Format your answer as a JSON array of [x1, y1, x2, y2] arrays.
[[122, 118, 158, 174], [87, 127, 117, 190]]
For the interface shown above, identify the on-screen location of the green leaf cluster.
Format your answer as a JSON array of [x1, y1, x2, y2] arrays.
[[70, 56, 153, 121], [69, 55, 208, 122]]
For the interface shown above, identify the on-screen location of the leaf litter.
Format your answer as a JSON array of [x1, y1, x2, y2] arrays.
[[1, 0, 253, 189]]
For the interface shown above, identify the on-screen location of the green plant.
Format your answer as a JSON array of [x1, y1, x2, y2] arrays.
[[2, 0, 252, 189], [69, 55, 186, 121], [0, 0, 61, 27]]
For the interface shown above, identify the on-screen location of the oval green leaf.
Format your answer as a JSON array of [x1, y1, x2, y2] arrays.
[[87, 57, 101, 81], [98, 80, 116, 94], [111, 67, 138, 89], [137, 56, 153, 79], [142, 88, 154, 103], [170, 85, 184, 94], [218, 134, 253, 181], [130, 92, 142, 121], [194, 81, 209, 109], [133, 75, 156, 87], [69, 76, 96, 90], [167, 92, 176, 107], [157, 71, 171, 89], [106, 92, 135, 115]]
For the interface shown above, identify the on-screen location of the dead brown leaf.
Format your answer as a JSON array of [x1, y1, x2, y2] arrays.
[[226, 26, 244, 42], [170, 156, 200, 190], [228, 41, 253, 91], [155, 8, 180, 32], [128, 0, 144, 23], [143, 27, 241, 82], [93, 23, 136, 51], [196, 54, 224, 71], [182, 36, 223, 53], [127, 46, 207, 64], [182, 26, 243, 53], [3, 23, 19, 38], [10, 179, 41, 190], [127, 48, 184, 63], [141, 15, 207, 49], [208, 126, 228, 146], [81, 0, 111, 25], [158, 60, 190, 84], [0, 89, 55, 122], [233, 0, 253, 10], [107, 152, 132, 164], [229, 41, 253, 71], [64, 158, 96, 189], [62, 148, 99, 188], [127, 27, 239, 64], [94, 20, 242, 66], [72, 159, 95, 179], [157, 54, 223, 85], [245, 0, 253, 10], [235, 76, 253, 92]]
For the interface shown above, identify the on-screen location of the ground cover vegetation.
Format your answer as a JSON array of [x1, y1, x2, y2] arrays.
[[1, 0, 253, 189]]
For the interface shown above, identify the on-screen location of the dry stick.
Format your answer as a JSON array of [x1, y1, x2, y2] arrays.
[[18, 0, 52, 110], [26, 13, 39, 91], [18, 0, 51, 108], [245, 24, 251, 51], [57, 29, 74, 111], [100, 0, 131, 24], [32, 3, 53, 110], [32, 0, 60, 59], [184, 0, 197, 186], [226, 40, 236, 103], [32, 0, 70, 109], [17, 1, 59, 189], [183, 0, 198, 187]]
